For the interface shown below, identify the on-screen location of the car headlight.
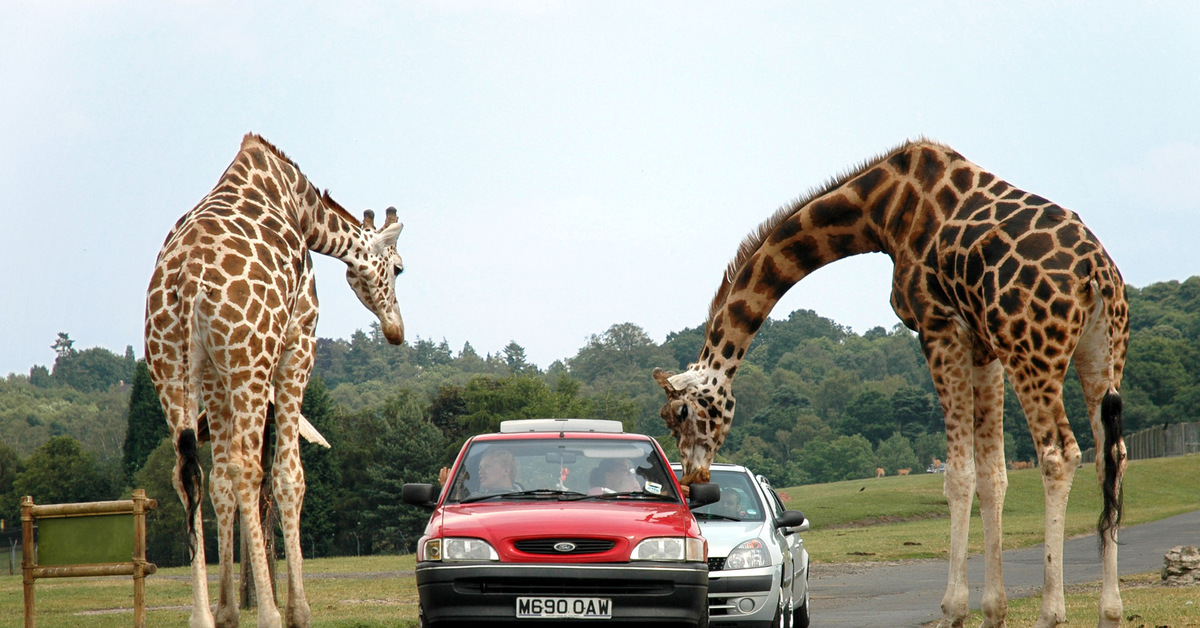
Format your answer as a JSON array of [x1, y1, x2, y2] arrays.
[[724, 538, 771, 569], [422, 537, 499, 562], [632, 537, 706, 562]]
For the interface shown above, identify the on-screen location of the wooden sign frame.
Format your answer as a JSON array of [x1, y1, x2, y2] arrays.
[[22, 489, 158, 627]]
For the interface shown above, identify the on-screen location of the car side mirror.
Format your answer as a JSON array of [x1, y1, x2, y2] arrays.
[[402, 483, 439, 509], [687, 482, 721, 508], [776, 509, 809, 533]]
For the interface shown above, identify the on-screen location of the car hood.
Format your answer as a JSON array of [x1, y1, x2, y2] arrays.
[[431, 500, 701, 562], [695, 519, 770, 558]]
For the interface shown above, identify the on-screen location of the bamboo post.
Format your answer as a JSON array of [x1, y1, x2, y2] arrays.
[[21, 496, 34, 628]]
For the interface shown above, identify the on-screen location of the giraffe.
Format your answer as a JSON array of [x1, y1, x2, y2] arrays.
[[145, 133, 406, 628], [654, 139, 1128, 628]]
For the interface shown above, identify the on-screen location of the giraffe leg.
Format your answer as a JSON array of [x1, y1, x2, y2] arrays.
[[203, 384, 241, 628], [972, 360, 1008, 628], [272, 280, 317, 627], [925, 329, 976, 628], [232, 423, 284, 628], [1015, 380, 1078, 628], [273, 433, 310, 627], [210, 452, 240, 627], [1075, 319, 1124, 628]]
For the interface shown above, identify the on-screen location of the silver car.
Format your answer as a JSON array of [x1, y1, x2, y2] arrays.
[[673, 463, 810, 628]]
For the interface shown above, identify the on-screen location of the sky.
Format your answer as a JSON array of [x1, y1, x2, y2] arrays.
[[2, 1, 1198, 378]]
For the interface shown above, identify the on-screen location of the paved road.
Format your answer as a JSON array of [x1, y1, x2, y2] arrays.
[[809, 509, 1200, 627]]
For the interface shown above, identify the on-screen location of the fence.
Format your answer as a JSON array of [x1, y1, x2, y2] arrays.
[[1082, 421, 1200, 464]]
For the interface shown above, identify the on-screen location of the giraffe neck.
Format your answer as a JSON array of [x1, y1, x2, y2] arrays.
[[693, 142, 948, 385], [234, 136, 368, 262]]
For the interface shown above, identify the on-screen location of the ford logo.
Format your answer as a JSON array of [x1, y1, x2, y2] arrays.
[[553, 542, 577, 553]]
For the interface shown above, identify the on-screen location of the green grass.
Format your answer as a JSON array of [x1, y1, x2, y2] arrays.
[[954, 571, 1200, 628], [2, 455, 1196, 627], [782, 453, 1200, 563], [1, 557, 421, 628]]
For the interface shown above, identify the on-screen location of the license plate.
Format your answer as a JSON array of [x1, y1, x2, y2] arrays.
[[516, 596, 612, 619]]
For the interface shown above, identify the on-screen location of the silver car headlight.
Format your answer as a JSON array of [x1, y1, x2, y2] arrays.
[[423, 537, 499, 562], [725, 538, 771, 569], [632, 536, 706, 562]]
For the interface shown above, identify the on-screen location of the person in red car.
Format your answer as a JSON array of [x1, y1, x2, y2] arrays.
[[589, 458, 643, 494], [478, 448, 518, 492]]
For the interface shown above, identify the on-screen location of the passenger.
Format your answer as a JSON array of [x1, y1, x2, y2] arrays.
[[588, 458, 642, 494], [477, 448, 517, 492]]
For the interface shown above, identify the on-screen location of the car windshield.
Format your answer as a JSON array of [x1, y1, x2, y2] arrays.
[[446, 438, 680, 504], [685, 469, 766, 522]]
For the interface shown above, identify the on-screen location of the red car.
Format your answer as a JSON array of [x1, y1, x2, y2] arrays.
[[402, 418, 720, 627]]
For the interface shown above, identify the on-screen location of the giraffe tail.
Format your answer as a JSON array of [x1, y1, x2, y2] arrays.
[[1098, 389, 1123, 548], [177, 427, 203, 557]]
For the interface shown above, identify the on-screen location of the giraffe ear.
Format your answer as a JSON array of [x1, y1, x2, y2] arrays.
[[370, 220, 404, 255], [666, 370, 705, 391]]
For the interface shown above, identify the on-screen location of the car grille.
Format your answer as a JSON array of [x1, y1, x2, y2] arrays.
[[455, 577, 673, 596], [514, 538, 617, 555], [708, 557, 726, 571]]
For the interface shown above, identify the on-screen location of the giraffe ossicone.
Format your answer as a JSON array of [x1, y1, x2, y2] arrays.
[[656, 139, 1128, 628], [145, 133, 406, 628]]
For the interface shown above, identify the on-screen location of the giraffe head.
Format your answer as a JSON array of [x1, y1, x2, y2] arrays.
[[653, 367, 733, 486], [346, 206, 406, 345]]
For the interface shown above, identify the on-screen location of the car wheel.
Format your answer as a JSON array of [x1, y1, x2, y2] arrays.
[[696, 604, 709, 628], [793, 595, 809, 628]]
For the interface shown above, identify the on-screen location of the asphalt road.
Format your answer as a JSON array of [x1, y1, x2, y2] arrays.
[[809, 509, 1200, 627]]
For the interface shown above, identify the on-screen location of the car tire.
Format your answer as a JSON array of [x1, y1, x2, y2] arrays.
[[697, 605, 709, 628], [793, 596, 809, 628]]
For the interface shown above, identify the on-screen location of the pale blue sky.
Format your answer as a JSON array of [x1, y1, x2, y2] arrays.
[[2, 1, 1198, 377]]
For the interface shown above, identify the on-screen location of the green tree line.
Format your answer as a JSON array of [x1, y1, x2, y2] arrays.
[[1, 277, 1197, 564]]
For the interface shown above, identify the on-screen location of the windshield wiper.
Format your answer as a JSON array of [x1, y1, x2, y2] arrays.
[[695, 512, 742, 522], [460, 489, 586, 503], [570, 490, 674, 502]]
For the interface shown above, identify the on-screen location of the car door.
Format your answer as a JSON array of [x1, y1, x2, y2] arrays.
[[760, 476, 801, 600]]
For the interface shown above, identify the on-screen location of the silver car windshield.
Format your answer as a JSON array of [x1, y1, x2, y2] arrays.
[[446, 438, 679, 504], [688, 469, 766, 522]]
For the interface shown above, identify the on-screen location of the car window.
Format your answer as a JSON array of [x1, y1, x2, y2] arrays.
[[688, 469, 765, 521], [446, 438, 679, 503]]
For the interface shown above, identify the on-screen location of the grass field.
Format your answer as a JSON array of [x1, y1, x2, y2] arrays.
[[2, 454, 1197, 627]]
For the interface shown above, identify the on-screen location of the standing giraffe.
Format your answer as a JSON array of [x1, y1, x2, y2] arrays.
[[654, 140, 1127, 628], [145, 134, 405, 628]]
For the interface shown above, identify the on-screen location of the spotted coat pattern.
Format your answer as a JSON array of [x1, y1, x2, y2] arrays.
[[654, 140, 1128, 628], [145, 134, 405, 628]]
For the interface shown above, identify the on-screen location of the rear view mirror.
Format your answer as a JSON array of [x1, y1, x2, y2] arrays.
[[687, 482, 721, 508], [402, 483, 439, 509], [776, 509, 809, 533]]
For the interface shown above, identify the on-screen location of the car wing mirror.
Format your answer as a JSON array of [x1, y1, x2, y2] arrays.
[[402, 483, 439, 509], [776, 509, 809, 533], [687, 482, 721, 508]]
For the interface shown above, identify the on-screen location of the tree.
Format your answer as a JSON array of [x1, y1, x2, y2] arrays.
[[0, 441, 24, 525], [52, 332, 75, 359], [502, 341, 533, 375], [795, 434, 875, 484], [875, 433, 920, 474], [357, 393, 446, 553], [13, 436, 115, 505], [299, 377, 342, 559], [123, 360, 168, 484], [841, 389, 894, 445]]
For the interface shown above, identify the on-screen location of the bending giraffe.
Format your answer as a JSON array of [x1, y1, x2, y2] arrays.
[[654, 139, 1127, 628], [145, 134, 406, 628]]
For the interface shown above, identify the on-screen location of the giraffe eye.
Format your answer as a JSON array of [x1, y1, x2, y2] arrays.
[[676, 405, 689, 421], [393, 265, 403, 278]]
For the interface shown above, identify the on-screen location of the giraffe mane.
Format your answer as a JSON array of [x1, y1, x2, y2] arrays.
[[705, 137, 944, 324], [241, 133, 363, 228]]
